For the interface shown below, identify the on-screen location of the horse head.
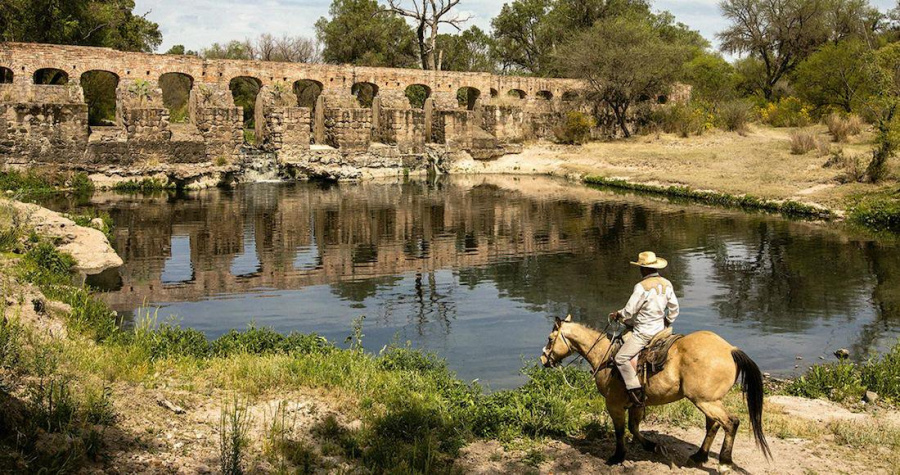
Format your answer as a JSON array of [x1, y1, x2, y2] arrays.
[[541, 314, 574, 368]]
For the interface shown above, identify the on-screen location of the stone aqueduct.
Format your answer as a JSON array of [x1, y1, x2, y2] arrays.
[[0, 42, 596, 179]]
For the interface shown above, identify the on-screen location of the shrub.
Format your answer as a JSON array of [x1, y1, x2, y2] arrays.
[[760, 97, 812, 127], [825, 113, 863, 142], [20, 242, 77, 286], [789, 130, 818, 154], [219, 397, 253, 475], [652, 102, 712, 138], [717, 100, 753, 133], [849, 195, 900, 231], [787, 340, 900, 403], [860, 341, 900, 401], [825, 150, 867, 183], [553, 111, 595, 144]]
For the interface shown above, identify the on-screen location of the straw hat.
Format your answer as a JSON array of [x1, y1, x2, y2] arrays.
[[630, 251, 668, 269]]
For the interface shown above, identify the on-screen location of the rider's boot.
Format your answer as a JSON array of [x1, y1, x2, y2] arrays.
[[627, 388, 645, 407]]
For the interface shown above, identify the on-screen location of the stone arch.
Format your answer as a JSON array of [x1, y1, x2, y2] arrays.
[[537, 90, 553, 100], [0, 67, 12, 84], [507, 89, 526, 100], [490, 88, 498, 98], [351, 82, 378, 108], [159, 72, 194, 123], [293, 79, 323, 109], [34, 68, 69, 85], [80, 70, 119, 126], [229, 76, 262, 130], [405, 84, 431, 109], [457, 87, 481, 110], [562, 91, 579, 102]]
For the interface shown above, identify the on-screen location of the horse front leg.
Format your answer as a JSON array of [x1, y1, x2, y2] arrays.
[[606, 403, 627, 465], [628, 406, 656, 452]]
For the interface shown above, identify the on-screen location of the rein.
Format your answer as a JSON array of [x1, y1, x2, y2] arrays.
[[553, 319, 619, 389]]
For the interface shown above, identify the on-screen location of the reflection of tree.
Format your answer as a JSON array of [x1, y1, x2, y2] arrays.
[[849, 240, 900, 357]]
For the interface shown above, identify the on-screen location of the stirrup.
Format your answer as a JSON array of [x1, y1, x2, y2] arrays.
[[627, 388, 645, 407]]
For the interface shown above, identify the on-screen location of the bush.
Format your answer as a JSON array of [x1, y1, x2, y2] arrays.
[[824, 150, 867, 183], [787, 340, 900, 403], [554, 111, 595, 144], [650, 101, 714, 138], [849, 195, 900, 231], [20, 242, 77, 287], [789, 130, 819, 154], [825, 113, 863, 142], [717, 100, 753, 133], [760, 97, 812, 127]]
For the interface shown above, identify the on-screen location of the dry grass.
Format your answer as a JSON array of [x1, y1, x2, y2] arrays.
[[825, 113, 863, 143]]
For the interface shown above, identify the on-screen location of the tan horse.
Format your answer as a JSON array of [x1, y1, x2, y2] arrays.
[[540, 315, 771, 468]]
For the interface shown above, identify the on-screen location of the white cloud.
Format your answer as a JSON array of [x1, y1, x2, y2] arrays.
[[136, 0, 898, 53]]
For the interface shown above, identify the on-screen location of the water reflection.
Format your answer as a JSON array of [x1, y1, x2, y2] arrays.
[[45, 176, 900, 388]]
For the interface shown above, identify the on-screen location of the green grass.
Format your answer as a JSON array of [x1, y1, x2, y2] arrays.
[[65, 209, 114, 239], [785, 341, 900, 403], [848, 193, 900, 232], [111, 178, 175, 193], [584, 175, 835, 220], [0, 169, 94, 197]]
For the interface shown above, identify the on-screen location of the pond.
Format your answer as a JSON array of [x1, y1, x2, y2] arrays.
[[47, 176, 900, 389]]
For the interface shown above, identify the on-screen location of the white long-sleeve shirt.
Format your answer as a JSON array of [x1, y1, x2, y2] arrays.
[[619, 273, 679, 338]]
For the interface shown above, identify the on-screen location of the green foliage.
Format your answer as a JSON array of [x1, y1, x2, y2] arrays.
[[717, 99, 754, 133], [315, 0, 418, 68], [849, 194, 900, 231], [0, 202, 22, 253], [405, 85, 429, 109], [111, 178, 173, 193], [81, 70, 118, 126], [562, 15, 695, 137], [436, 26, 496, 73], [212, 325, 333, 357], [682, 51, 739, 103], [229, 77, 260, 128], [0, 169, 94, 196], [651, 101, 714, 137], [794, 39, 873, 113], [554, 111, 595, 144], [67, 209, 113, 238], [0, 317, 23, 369], [219, 396, 253, 475], [786, 340, 900, 403], [584, 175, 834, 220], [20, 242, 76, 287], [759, 97, 812, 127], [0, 0, 162, 52]]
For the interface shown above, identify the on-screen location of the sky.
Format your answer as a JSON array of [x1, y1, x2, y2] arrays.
[[134, 0, 898, 54]]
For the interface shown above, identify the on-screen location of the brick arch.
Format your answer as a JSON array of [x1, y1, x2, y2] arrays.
[[34, 67, 69, 85], [456, 86, 481, 110], [351, 81, 378, 108], [293, 79, 323, 109], [404, 84, 431, 109], [0, 66, 12, 84], [160, 72, 194, 123], [507, 89, 526, 100]]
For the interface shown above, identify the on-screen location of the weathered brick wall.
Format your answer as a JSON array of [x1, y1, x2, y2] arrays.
[[255, 85, 312, 157], [481, 105, 529, 144], [189, 86, 242, 162], [0, 102, 89, 164], [377, 108, 425, 154], [325, 108, 372, 151]]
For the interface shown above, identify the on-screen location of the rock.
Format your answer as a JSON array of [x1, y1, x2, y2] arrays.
[[4, 190, 13, 195], [863, 391, 879, 404], [90, 217, 104, 229], [835, 348, 850, 360], [796, 356, 803, 360]]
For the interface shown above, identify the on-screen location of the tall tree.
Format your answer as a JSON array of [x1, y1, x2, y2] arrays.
[[436, 26, 496, 72], [0, 0, 161, 52], [386, 0, 472, 70], [793, 39, 873, 112], [717, 0, 830, 100], [562, 16, 693, 137], [316, 0, 419, 68], [491, 0, 654, 76]]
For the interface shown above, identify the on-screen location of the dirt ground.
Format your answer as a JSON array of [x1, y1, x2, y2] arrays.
[[451, 125, 898, 210]]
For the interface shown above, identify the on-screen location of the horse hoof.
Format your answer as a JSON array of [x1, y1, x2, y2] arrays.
[[606, 453, 626, 465], [688, 451, 709, 465], [718, 462, 733, 473]]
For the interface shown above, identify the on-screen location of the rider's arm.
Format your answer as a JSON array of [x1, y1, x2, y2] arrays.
[[619, 284, 646, 321], [665, 286, 680, 325]]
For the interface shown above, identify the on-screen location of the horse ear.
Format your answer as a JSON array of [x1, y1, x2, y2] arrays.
[[554, 316, 561, 327], [564, 314, 572, 322]]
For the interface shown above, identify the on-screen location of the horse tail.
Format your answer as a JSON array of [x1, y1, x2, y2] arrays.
[[732, 348, 772, 460]]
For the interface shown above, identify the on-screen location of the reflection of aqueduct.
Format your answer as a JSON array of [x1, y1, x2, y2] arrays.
[[0, 42, 586, 173]]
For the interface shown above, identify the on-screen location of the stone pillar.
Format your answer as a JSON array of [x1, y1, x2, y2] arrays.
[[424, 97, 434, 143], [314, 95, 326, 145], [372, 96, 381, 141]]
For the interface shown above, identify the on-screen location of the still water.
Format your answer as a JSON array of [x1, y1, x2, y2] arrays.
[[49, 176, 900, 389]]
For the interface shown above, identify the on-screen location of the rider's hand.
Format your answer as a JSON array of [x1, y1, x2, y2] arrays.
[[608, 311, 619, 322]]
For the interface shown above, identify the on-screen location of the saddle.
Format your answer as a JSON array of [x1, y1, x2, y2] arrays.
[[608, 327, 684, 386]]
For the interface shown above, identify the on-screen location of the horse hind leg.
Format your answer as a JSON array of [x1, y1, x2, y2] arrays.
[[628, 406, 656, 452], [689, 415, 720, 465], [694, 400, 739, 467]]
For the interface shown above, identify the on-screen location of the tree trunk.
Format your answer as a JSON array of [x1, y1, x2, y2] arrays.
[[416, 22, 430, 70], [613, 105, 631, 138]]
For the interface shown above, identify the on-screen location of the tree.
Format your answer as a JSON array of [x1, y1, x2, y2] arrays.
[[562, 16, 693, 137], [0, 0, 161, 52], [386, 0, 472, 70], [165, 45, 198, 56], [683, 52, 739, 103], [490, 0, 554, 74], [201, 41, 253, 60], [863, 42, 900, 182], [793, 39, 872, 112], [436, 26, 495, 72], [718, 0, 829, 100], [316, 0, 418, 68]]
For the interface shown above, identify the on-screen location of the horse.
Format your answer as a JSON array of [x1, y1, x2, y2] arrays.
[[540, 315, 771, 469]]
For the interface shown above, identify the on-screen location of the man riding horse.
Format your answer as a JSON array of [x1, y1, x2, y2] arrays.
[[608, 251, 679, 407]]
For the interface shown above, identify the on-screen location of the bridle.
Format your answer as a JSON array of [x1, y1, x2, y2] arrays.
[[542, 325, 573, 368], [543, 319, 618, 377]]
